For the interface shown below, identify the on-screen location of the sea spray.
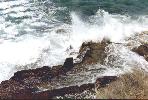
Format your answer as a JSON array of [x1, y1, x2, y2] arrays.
[[0, 0, 148, 83]]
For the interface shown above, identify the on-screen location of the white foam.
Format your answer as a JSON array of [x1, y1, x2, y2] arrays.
[[0, 36, 48, 65], [0, 5, 148, 83], [105, 44, 148, 71], [69, 10, 148, 50], [0, 0, 28, 10]]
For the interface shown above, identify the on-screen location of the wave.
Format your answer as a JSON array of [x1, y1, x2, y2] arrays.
[[0, 0, 148, 83]]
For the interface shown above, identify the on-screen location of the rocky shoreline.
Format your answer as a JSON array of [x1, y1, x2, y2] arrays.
[[0, 32, 148, 99]]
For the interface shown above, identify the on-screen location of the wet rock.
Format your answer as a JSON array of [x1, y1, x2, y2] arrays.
[[56, 29, 67, 34], [133, 44, 148, 61], [9, 76, 118, 99], [12, 75, 118, 99], [0, 57, 75, 99], [95, 76, 118, 90], [62, 57, 74, 71], [11, 83, 94, 99], [0, 80, 26, 99], [0, 41, 112, 99], [77, 41, 109, 65], [11, 66, 54, 83]]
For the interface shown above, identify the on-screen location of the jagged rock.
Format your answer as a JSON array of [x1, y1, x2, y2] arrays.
[[0, 57, 75, 99], [133, 44, 148, 61], [77, 41, 109, 65], [0, 41, 111, 99], [62, 57, 74, 71]]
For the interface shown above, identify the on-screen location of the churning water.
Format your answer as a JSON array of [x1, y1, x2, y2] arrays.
[[0, 0, 148, 82]]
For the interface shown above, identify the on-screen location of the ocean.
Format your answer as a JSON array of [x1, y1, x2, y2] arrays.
[[0, 0, 148, 82]]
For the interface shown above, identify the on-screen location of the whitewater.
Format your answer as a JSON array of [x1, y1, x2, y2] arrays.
[[0, 0, 148, 83]]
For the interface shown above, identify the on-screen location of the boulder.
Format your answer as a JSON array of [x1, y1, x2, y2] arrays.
[[77, 41, 109, 65], [133, 44, 148, 61]]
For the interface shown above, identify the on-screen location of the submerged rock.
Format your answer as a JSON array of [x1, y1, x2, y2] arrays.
[[133, 44, 148, 61]]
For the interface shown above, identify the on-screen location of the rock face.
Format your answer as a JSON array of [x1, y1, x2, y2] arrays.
[[133, 44, 148, 61]]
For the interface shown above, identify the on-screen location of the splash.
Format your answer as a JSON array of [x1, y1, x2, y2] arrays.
[[0, 0, 148, 83], [70, 10, 148, 49]]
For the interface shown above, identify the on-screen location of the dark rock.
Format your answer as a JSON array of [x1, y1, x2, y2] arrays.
[[95, 76, 118, 89], [11, 83, 95, 99], [62, 57, 74, 71], [11, 66, 53, 82], [0, 41, 112, 99], [133, 44, 148, 61], [101, 37, 111, 44], [56, 29, 67, 34], [10, 76, 117, 99], [0, 57, 76, 99]]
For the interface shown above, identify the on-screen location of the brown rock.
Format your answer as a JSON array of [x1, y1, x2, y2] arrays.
[[133, 44, 148, 61], [77, 41, 109, 65], [0, 40, 111, 99], [12, 83, 95, 99], [11, 76, 118, 99]]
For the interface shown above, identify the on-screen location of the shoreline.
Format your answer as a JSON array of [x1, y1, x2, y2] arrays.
[[0, 32, 148, 99]]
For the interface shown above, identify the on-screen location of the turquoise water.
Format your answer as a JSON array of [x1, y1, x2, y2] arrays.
[[50, 0, 148, 21], [1, 0, 148, 26]]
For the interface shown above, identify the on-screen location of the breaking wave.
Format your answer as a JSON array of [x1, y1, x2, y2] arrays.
[[0, 0, 148, 82]]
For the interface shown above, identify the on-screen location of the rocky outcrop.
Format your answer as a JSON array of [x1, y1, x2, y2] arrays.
[[1, 40, 147, 99], [0, 41, 109, 99], [0, 57, 75, 99], [77, 40, 109, 65], [133, 44, 148, 61], [10, 76, 117, 99], [11, 83, 95, 99]]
